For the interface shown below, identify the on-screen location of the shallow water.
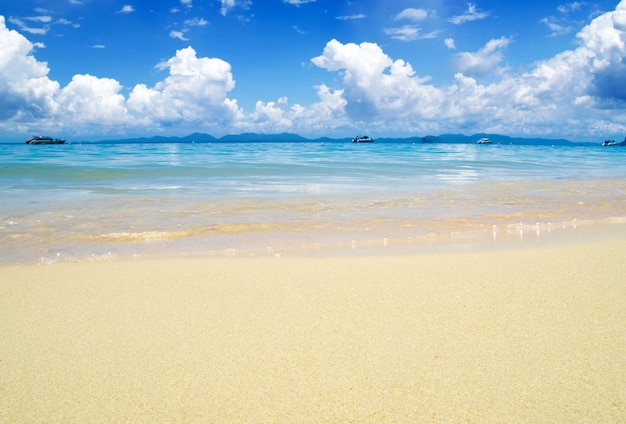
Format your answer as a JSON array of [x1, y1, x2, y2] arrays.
[[1, 141, 625, 263]]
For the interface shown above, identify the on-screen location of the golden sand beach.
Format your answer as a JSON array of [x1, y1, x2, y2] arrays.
[[1, 238, 625, 423]]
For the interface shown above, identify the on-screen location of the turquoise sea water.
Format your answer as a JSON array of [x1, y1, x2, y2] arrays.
[[1, 141, 625, 264]]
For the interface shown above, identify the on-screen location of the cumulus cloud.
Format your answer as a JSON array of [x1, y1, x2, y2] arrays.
[[613, 5, 626, 32], [242, 85, 348, 134], [307, 1, 626, 140], [3, 1, 626, 141], [579, 3, 626, 103], [0, 18, 242, 136], [454, 37, 511, 77], [311, 39, 439, 124], [0, 16, 59, 120], [127, 47, 241, 128], [56, 75, 129, 127], [118, 5, 135, 14]]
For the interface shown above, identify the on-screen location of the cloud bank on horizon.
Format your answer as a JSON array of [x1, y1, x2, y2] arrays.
[[2, 1, 626, 141]]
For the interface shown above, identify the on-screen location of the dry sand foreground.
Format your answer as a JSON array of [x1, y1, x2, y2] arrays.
[[1, 239, 625, 423]]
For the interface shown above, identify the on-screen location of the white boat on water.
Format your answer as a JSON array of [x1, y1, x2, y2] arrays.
[[602, 139, 626, 146], [477, 137, 492, 144], [353, 135, 374, 143]]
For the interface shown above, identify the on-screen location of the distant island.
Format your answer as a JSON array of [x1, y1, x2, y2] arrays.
[[67, 132, 603, 146]]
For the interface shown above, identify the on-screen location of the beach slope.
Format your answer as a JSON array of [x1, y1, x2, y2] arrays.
[[1, 240, 625, 422]]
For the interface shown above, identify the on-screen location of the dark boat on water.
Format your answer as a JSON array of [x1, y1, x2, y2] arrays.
[[353, 135, 374, 143], [25, 136, 66, 145]]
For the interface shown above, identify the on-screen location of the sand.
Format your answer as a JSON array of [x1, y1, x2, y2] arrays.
[[1, 239, 625, 423]]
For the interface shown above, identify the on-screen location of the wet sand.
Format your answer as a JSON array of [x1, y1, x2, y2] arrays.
[[1, 238, 625, 423]]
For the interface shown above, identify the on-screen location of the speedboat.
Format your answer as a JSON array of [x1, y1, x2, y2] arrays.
[[602, 139, 626, 146], [477, 137, 492, 144], [25, 136, 66, 144], [353, 135, 374, 143]]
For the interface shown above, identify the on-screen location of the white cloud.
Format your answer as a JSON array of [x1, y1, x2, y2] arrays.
[[284, 0, 316, 5], [56, 75, 130, 127], [454, 37, 511, 77], [311, 39, 438, 125], [0, 16, 59, 121], [449, 3, 489, 25], [241, 86, 349, 134], [540, 17, 574, 37], [24, 15, 52, 23], [613, 6, 626, 32], [185, 17, 208, 26], [384, 25, 439, 41], [7, 17, 49, 35], [395, 8, 428, 22], [118, 5, 135, 14], [0, 19, 241, 137], [336, 14, 366, 21], [127, 47, 241, 129], [558, 2, 586, 14], [8, 15, 78, 35], [169, 30, 189, 41], [3, 2, 626, 141], [219, 0, 253, 17], [307, 4, 626, 140], [445, 38, 456, 49], [251, 98, 291, 127], [180, 0, 192, 8], [220, 0, 233, 15], [56, 18, 74, 26]]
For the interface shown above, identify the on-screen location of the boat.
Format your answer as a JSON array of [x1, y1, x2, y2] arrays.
[[602, 139, 626, 146], [353, 135, 374, 143], [25, 136, 66, 145], [602, 138, 626, 146], [477, 137, 492, 144]]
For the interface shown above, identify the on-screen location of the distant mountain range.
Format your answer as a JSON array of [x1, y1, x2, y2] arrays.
[[85, 132, 601, 146]]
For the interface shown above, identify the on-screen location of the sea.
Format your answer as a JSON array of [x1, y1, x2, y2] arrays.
[[1, 140, 625, 264]]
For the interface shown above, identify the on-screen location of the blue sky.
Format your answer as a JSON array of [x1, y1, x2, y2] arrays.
[[2, 0, 626, 141]]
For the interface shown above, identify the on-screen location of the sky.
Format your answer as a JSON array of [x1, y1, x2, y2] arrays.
[[2, 0, 626, 142]]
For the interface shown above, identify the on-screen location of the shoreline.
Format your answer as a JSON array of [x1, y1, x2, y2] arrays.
[[17, 217, 626, 265], [2, 237, 625, 422]]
